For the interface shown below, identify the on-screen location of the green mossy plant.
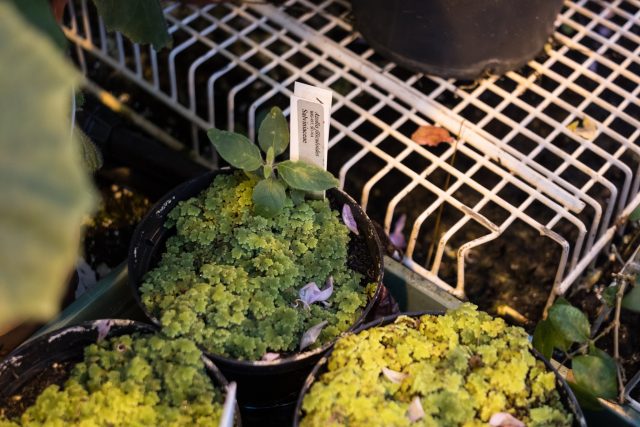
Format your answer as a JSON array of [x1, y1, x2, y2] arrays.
[[300, 304, 573, 427], [140, 172, 373, 360], [0, 334, 223, 426]]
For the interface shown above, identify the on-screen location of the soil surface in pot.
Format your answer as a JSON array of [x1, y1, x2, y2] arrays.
[[0, 360, 75, 420], [83, 177, 151, 279]]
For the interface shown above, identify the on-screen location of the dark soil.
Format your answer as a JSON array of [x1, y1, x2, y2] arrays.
[[83, 178, 151, 274], [0, 360, 74, 420]]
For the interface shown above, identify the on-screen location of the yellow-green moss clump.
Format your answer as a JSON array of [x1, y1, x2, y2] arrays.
[[140, 172, 370, 360], [0, 334, 222, 427], [300, 304, 573, 427]]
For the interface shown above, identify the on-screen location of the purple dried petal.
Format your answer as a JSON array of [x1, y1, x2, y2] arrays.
[[299, 277, 334, 308], [489, 412, 525, 427], [261, 352, 280, 362], [389, 214, 407, 249], [407, 396, 425, 422], [382, 367, 408, 384], [342, 204, 359, 235], [220, 381, 237, 427], [95, 319, 112, 342], [300, 320, 328, 351]]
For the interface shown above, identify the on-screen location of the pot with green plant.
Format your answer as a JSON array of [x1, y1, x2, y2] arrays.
[[128, 107, 384, 414], [295, 303, 586, 427], [0, 319, 239, 426]]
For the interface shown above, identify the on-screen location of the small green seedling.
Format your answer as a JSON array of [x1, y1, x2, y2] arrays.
[[207, 106, 338, 217]]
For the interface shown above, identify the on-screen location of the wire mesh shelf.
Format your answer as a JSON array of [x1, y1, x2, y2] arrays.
[[64, 0, 640, 320]]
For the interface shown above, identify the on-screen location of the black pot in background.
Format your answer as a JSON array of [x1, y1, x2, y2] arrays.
[[128, 170, 384, 422], [0, 320, 240, 425], [294, 311, 587, 427], [351, 0, 565, 80]]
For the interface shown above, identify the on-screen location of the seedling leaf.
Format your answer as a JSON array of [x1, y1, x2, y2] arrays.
[[622, 284, 640, 313], [548, 303, 590, 344], [252, 178, 286, 217], [258, 106, 289, 156], [290, 189, 306, 206], [572, 354, 617, 400], [91, 0, 171, 50], [207, 128, 263, 171], [278, 160, 339, 192]]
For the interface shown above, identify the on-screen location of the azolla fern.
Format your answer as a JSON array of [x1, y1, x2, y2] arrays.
[[300, 304, 573, 427], [0, 334, 223, 426], [140, 172, 371, 360]]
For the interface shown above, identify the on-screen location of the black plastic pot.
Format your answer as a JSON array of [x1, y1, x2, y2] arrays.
[[294, 311, 587, 427], [0, 320, 240, 425], [350, 0, 565, 80], [128, 170, 384, 420]]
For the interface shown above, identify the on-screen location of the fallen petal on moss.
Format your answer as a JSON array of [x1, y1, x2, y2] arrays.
[[299, 277, 334, 308], [261, 352, 280, 362], [382, 367, 408, 384], [342, 204, 359, 235], [300, 320, 328, 351], [407, 396, 425, 422], [95, 319, 112, 342], [489, 412, 525, 427]]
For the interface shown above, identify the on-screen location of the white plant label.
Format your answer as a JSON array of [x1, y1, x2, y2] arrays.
[[289, 82, 332, 171]]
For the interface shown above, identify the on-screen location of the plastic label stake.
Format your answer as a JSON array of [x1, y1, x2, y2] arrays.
[[290, 82, 333, 172]]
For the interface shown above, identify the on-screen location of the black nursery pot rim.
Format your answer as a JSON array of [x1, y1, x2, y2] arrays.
[[293, 310, 588, 427], [0, 319, 240, 426], [128, 168, 384, 369]]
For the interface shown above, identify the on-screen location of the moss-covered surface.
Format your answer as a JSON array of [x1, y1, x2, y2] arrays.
[[300, 304, 573, 427], [0, 334, 223, 426], [140, 172, 371, 360]]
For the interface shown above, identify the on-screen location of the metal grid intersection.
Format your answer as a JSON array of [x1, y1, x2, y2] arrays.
[[64, 0, 640, 317]]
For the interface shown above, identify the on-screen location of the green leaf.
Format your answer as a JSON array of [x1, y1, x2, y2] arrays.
[[0, 4, 95, 328], [258, 106, 289, 156], [533, 318, 571, 358], [207, 128, 263, 171], [573, 354, 618, 400], [290, 189, 306, 206], [602, 285, 618, 307], [622, 284, 640, 313], [277, 161, 339, 192], [533, 319, 556, 359], [630, 206, 640, 221], [91, 0, 171, 50], [10, 0, 67, 51], [252, 179, 286, 217], [548, 303, 590, 344], [263, 164, 272, 179], [266, 146, 275, 166], [77, 129, 103, 173]]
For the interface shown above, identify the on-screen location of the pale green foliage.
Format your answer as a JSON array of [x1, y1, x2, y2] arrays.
[[301, 304, 572, 427], [140, 172, 368, 360], [0, 4, 95, 329], [0, 334, 222, 426]]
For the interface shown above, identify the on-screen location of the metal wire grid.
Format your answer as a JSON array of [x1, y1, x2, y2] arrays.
[[63, 0, 640, 313]]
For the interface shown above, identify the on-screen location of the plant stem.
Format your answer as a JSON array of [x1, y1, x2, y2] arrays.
[[614, 278, 628, 403], [425, 142, 458, 268]]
